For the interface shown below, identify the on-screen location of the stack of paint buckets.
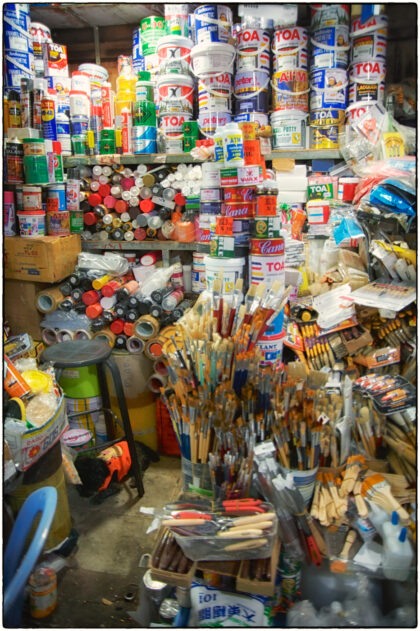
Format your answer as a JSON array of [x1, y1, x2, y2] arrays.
[[4, 3, 34, 91], [30, 21, 52, 77], [249, 180, 286, 366], [348, 9, 387, 123], [271, 21, 309, 149], [156, 18, 194, 153], [235, 15, 272, 131], [309, 4, 350, 150], [190, 5, 235, 139]]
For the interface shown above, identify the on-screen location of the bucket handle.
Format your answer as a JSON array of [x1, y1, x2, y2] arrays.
[[271, 81, 310, 96], [4, 15, 32, 38], [350, 22, 387, 38], [195, 14, 233, 29], [310, 37, 351, 52], [198, 78, 232, 98], [309, 80, 349, 93], [234, 74, 271, 99], [272, 40, 307, 56], [345, 100, 378, 113], [190, 49, 236, 79], [238, 41, 271, 57], [158, 128, 184, 140], [158, 49, 191, 63], [350, 75, 386, 85]]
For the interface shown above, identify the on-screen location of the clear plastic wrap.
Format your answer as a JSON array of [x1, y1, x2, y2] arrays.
[[76, 252, 129, 275]]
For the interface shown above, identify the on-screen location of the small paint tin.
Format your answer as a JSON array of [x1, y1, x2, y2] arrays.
[[46, 210, 70, 235], [22, 186, 42, 211], [133, 139, 157, 154], [200, 188, 222, 202], [23, 138, 46, 156], [140, 16, 166, 56], [338, 177, 359, 202], [309, 108, 345, 127], [223, 187, 256, 203], [200, 201, 222, 214], [47, 184, 66, 211], [194, 5, 232, 44], [29, 567, 57, 619], [310, 125, 340, 150], [132, 125, 157, 141], [222, 202, 255, 219], [252, 216, 282, 238], [220, 166, 262, 187], [310, 68, 348, 111], [17, 210, 46, 237], [250, 237, 284, 256]]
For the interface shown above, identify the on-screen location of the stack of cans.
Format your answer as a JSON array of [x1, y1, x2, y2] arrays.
[[4, 3, 34, 91]]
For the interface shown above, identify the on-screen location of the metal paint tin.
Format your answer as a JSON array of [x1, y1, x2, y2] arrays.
[[310, 68, 348, 110], [194, 5, 232, 44], [200, 201, 222, 214], [350, 14, 388, 62], [309, 108, 345, 127], [310, 125, 340, 149], [272, 69, 309, 112], [140, 16, 166, 56], [222, 202, 255, 218], [41, 97, 57, 140], [272, 27, 308, 71], [200, 188, 222, 202], [47, 184, 66, 210], [250, 237, 284, 256], [348, 60, 386, 105], [223, 187, 256, 203], [251, 216, 282, 238], [270, 110, 307, 150], [234, 70, 270, 114], [46, 210, 70, 235]]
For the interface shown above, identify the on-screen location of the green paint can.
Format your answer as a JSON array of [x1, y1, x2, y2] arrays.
[[133, 100, 157, 126], [183, 136, 197, 152], [100, 139, 116, 154], [71, 135, 86, 155], [140, 16, 166, 55], [183, 120, 199, 137], [70, 211, 84, 234], [23, 155, 49, 185]]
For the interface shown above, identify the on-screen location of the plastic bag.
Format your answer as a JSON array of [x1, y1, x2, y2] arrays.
[[342, 574, 384, 626], [286, 600, 320, 627], [76, 252, 129, 275]]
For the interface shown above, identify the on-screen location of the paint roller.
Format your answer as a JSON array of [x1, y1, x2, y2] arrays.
[[36, 286, 67, 313]]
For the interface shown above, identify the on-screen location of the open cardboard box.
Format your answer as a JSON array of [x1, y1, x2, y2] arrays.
[[236, 537, 281, 597], [149, 527, 197, 589]]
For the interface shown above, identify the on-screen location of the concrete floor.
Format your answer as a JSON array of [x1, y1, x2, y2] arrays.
[[29, 456, 182, 628]]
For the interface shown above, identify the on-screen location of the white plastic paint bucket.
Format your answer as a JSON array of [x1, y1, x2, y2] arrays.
[[349, 60, 386, 105], [192, 252, 206, 292], [204, 255, 246, 294], [345, 101, 376, 123], [198, 72, 232, 111], [249, 251, 285, 291], [350, 14, 388, 62], [310, 4, 350, 29], [237, 28, 270, 72], [157, 35, 193, 74], [190, 42, 236, 78], [71, 71, 90, 95], [272, 69, 309, 112], [159, 111, 193, 153], [310, 68, 348, 111], [258, 331, 285, 366], [234, 69, 270, 114], [311, 26, 350, 70], [17, 211, 45, 237], [234, 111, 268, 128], [157, 73, 194, 115], [194, 4, 233, 45], [198, 110, 231, 137], [270, 110, 307, 150], [272, 27, 308, 71]]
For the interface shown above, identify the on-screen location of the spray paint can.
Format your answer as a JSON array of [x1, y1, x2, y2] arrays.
[[5, 138, 24, 184], [20, 77, 33, 127], [41, 95, 57, 140], [116, 103, 133, 154]]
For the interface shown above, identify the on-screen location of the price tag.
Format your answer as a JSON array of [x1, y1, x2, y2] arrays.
[[215, 216, 233, 236]]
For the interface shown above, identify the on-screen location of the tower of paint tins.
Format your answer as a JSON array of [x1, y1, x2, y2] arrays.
[[309, 3, 350, 150], [347, 7, 387, 124], [271, 6, 309, 151], [4, 3, 33, 91], [156, 6, 194, 154]]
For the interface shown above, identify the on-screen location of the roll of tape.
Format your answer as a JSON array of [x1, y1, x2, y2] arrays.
[[126, 335, 145, 353], [93, 328, 116, 347], [56, 329, 75, 342], [147, 373, 168, 393], [36, 286, 66, 313], [42, 327, 58, 345], [134, 314, 160, 340], [74, 329, 92, 340]]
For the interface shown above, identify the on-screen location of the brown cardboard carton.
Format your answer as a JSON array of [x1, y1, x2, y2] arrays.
[[4, 280, 48, 340], [4, 235, 81, 282]]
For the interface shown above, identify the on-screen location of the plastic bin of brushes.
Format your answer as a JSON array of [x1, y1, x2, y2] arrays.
[[172, 506, 278, 562], [181, 457, 213, 497]]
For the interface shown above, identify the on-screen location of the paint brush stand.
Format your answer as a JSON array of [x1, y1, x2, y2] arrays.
[[181, 457, 213, 496]]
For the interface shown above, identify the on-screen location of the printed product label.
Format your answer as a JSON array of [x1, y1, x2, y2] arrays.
[[309, 108, 344, 126], [252, 216, 282, 238], [250, 238, 284, 256], [310, 125, 339, 149], [224, 187, 256, 203], [223, 202, 255, 218], [272, 119, 306, 149], [225, 134, 244, 163], [209, 235, 235, 257], [307, 182, 334, 200], [256, 195, 277, 216]]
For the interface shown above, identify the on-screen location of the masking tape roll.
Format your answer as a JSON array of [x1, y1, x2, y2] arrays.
[[56, 329, 74, 342], [147, 372, 168, 394], [36, 286, 66, 313], [134, 315, 160, 340], [144, 335, 166, 360], [126, 336, 145, 354], [74, 329, 92, 340], [42, 328, 58, 345], [153, 359, 168, 376], [93, 328, 116, 347]]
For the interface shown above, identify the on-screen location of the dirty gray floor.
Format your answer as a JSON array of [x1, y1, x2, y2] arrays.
[[29, 456, 182, 628]]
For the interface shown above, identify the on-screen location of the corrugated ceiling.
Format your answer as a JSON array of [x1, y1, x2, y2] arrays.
[[28, 3, 165, 28]]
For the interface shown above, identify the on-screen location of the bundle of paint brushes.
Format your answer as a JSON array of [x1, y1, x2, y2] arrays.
[[160, 280, 292, 470]]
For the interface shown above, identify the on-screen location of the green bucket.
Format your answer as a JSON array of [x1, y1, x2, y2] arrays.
[[59, 365, 101, 398]]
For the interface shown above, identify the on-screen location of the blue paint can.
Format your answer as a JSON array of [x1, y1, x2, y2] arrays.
[[234, 70, 270, 114], [310, 68, 348, 111], [194, 5, 232, 44], [200, 201, 222, 215], [133, 139, 157, 154], [4, 4, 31, 31], [41, 97, 57, 140], [133, 125, 157, 141], [70, 115, 89, 136], [311, 26, 349, 70], [47, 184, 66, 210], [4, 20, 32, 53]]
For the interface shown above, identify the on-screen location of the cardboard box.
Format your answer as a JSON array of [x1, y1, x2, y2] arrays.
[[4, 235, 81, 282], [4, 279, 48, 340], [236, 538, 281, 597], [149, 528, 197, 588]]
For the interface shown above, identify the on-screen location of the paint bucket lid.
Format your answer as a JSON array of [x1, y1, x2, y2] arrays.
[[157, 35, 193, 49], [157, 73, 194, 88], [22, 370, 52, 394], [191, 41, 236, 59], [62, 428, 93, 447], [18, 210, 45, 215], [78, 63, 108, 79]]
